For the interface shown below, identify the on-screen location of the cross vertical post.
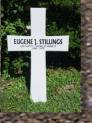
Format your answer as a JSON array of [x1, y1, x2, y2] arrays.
[[30, 8, 47, 102], [7, 8, 69, 103]]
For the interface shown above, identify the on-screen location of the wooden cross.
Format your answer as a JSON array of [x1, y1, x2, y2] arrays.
[[7, 8, 69, 102]]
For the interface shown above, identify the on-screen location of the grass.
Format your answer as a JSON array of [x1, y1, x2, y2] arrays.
[[0, 67, 81, 112]]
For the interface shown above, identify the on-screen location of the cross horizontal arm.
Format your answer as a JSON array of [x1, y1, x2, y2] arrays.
[[7, 35, 69, 51]]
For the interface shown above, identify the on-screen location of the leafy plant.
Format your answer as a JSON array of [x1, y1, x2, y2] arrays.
[[12, 58, 29, 74], [1, 0, 80, 74]]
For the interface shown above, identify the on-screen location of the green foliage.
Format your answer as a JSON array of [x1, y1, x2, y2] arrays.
[[1, 19, 25, 37], [1, 0, 80, 112], [51, 0, 80, 6], [12, 58, 29, 74], [1, 0, 80, 74], [0, 68, 80, 112]]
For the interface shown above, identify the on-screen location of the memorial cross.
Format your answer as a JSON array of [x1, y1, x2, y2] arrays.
[[7, 8, 69, 102]]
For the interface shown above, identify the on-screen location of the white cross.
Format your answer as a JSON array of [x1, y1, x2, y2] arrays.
[[7, 8, 69, 102]]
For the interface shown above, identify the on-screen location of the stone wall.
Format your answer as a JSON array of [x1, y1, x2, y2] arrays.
[[0, 0, 92, 122]]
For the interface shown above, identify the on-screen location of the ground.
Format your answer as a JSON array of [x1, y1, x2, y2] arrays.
[[0, 67, 80, 112]]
